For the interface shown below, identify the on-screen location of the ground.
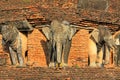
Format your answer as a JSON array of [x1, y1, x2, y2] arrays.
[[0, 66, 120, 80]]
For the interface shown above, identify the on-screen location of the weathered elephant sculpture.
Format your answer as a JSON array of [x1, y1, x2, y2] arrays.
[[113, 31, 120, 66], [1, 22, 27, 67], [41, 20, 77, 68], [88, 25, 116, 67]]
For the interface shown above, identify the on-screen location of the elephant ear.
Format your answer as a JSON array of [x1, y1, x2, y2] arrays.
[[61, 21, 77, 40], [90, 29, 99, 43], [69, 27, 77, 40], [42, 27, 51, 40]]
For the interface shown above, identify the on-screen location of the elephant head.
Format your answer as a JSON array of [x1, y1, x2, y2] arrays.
[[41, 20, 77, 67], [89, 25, 116, 67], [1, 24, 19, 43], [91, 25, 116, 49], [42, 20, 77, 41]]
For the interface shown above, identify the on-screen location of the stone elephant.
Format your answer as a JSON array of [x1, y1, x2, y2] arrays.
[[1, 22, 28, 67], [41, 20, 77, 68], [113, 31, 120, 66], [88, 25, 116, 67]]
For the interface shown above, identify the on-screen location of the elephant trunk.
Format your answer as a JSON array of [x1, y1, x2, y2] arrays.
[[103, 44, 110, 65], [56, 42, 63, 64]]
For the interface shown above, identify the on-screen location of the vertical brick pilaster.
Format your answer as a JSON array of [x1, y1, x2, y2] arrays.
[[27, 29, 48, 67], [0, 35, 10, 65], [68, 29, 89, 67]]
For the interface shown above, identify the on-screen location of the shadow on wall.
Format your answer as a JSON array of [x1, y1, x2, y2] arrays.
[[40, 40, 50, 66]]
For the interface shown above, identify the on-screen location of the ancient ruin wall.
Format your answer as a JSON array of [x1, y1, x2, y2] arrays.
[[0, 0, 119, 67]]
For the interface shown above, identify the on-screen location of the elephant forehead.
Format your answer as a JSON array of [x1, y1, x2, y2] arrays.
[[51, 20, 59, 25], [1, 26, 9, 33], [51, 20, 61, 28], [61, 24, 70, 31], [2, 25, 19, 42]]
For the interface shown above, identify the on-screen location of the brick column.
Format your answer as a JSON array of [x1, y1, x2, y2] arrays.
[[27, 29, 48, 67], [68, 29, 89, 67], [0, 35, 10, 65]]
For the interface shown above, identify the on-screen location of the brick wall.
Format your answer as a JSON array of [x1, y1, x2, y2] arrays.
[[0, 35, 3, 55], [0, 28, 115, 67]]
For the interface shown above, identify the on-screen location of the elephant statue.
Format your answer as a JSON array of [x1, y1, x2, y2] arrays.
[[41, 20, 77, 68], [88, 25, 116, 67], [113, 31, 120, 66], [1, 22, 28, 67]]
